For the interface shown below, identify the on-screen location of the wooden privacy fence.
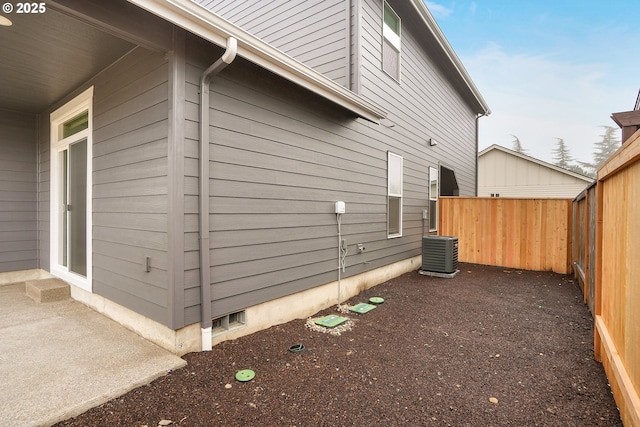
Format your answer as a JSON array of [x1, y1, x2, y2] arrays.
[[438, 197, 572, 274], [572, 182, 597, 314], [593, 129, 640, 427]]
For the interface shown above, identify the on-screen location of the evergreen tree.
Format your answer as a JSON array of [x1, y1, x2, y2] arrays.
[[566, 164, 593, 178], [579, 126, 621, 175], [592, 126, 620, 166], [550, 138, 593, 178], [576, 160, 597, 178], [511, 134, 527, 154], [551, 138, 573, 169]]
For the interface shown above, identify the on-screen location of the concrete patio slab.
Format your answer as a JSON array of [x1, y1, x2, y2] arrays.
[[0, 283, 187, 427]]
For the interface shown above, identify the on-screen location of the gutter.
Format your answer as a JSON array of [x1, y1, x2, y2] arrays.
[[475, 112, 487, 196], [127, 0, 386, 123], [199, 36, 237, 352]]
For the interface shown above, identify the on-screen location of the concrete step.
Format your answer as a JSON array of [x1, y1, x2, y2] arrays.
[[25, 278, 70, 303]]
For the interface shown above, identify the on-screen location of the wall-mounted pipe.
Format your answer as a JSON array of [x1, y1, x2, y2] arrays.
[[475, 112, 487, 196], [199, 37, 237, 351]]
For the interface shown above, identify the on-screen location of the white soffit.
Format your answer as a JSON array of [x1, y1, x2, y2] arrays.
[[128, 0, 387, 123]]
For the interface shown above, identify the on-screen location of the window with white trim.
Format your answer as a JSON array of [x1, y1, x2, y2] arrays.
[[429, 166, 438, 232], [383, 1, 401, 80], [388, 152, 403, 237]]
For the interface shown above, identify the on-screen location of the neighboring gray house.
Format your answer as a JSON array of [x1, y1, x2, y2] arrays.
[[478, 145, 592, 198], [0, 0, 489, 354]]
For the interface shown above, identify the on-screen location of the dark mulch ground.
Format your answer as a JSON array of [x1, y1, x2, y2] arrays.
[[56, 263, 621, 427]]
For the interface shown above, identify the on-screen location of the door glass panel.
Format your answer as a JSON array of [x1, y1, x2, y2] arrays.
[[59, 150, 68, 267], [68, 139, 87, 277]]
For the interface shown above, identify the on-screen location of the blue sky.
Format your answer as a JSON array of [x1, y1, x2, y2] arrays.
[[427, 0, 639, 164]]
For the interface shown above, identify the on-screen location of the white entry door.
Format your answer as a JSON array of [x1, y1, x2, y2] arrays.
[[50, 87, 93, 291]]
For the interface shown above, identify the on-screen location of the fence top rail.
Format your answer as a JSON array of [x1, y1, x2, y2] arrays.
[[440, 196, 573, 201], [573, 180, 597, 203], [598, 128, 640, 180]]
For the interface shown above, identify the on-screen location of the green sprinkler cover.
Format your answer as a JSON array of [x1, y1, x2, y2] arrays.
[[315, 314, 349, 328], [235, 369, 255, 382], [369, 297, 385, 304], [349, 303, 377, 314]]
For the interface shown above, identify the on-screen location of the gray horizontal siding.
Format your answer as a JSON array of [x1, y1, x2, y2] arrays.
[[360, 0, 477, 193], [183, 34, 428, 325], [37, 118, 49, 271], [0, 110, 38, 272], [196, 0, 349, 87], [90, 47, 170, 325]]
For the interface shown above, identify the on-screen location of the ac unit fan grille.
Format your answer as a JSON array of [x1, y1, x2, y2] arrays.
[[422, 236, 458, 274]]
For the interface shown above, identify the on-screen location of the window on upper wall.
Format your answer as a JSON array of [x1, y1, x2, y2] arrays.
[[429, 166, 439, 232], [388, 152, 403, 237], [382, 1, 401, 81]]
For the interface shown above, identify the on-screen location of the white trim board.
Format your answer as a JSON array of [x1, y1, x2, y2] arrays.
[[49, 86, 94, 292]]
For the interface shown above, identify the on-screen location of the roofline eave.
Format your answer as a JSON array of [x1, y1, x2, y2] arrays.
[[410, 0, 491, 116], [128, 0, 387, 123]]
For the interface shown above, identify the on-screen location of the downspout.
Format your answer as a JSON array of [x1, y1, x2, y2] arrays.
[[475, 112, 487, 196], [199, 37, 237, 351]]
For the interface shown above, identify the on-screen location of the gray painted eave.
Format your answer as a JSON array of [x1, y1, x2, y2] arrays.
[[127, 0, 387, 123], [410, 0, 491, 116], [611, 110, 640, 127]]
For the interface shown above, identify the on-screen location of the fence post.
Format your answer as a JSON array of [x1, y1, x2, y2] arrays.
[[593, 181, 603, 362]]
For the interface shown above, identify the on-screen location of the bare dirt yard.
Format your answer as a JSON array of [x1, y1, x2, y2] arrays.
[[56, 263, 621, 426]]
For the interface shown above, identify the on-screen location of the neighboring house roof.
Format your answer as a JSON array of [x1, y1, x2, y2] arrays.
[[128, 0, 490, 121], [478, 144, 593, 198], [479, 144, 593, 182]]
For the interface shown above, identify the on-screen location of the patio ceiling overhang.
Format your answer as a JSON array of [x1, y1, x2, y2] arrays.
[[0, 3, 136, 114]]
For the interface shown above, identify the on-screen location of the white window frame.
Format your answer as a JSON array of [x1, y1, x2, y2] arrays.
[[382, 1, 401, 81], [429, 166, 438, 232], [50, 87, 94, 292], [387, 152, 403, 238]]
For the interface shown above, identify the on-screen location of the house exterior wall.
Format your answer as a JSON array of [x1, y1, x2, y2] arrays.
[[182, 0, 479, 322], [195, 0, 350, 88], [194, 0, 480, 179], [359, 0, 478, 195], [37, 117, 50, 271], [36, 46, 173, 325], [0, 111, 38, 272], [8, 0, 482, 344], [90, 47, 171, 324], [184, 34, 409, 323], [478, 149, 591, 198]]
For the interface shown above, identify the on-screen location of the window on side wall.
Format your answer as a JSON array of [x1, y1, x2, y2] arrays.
[[429, 166, 438, 232], [388, 152, 403, 237], [382, 1, 401, 81]]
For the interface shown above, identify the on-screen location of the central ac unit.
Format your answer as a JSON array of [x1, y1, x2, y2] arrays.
[[421, 236, 458, 274]]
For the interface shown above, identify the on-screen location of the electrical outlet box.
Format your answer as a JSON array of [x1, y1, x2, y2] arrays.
[[422, 209, 428, 219], [335, 201, 346, 214], [357, 243, 365, 253]]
